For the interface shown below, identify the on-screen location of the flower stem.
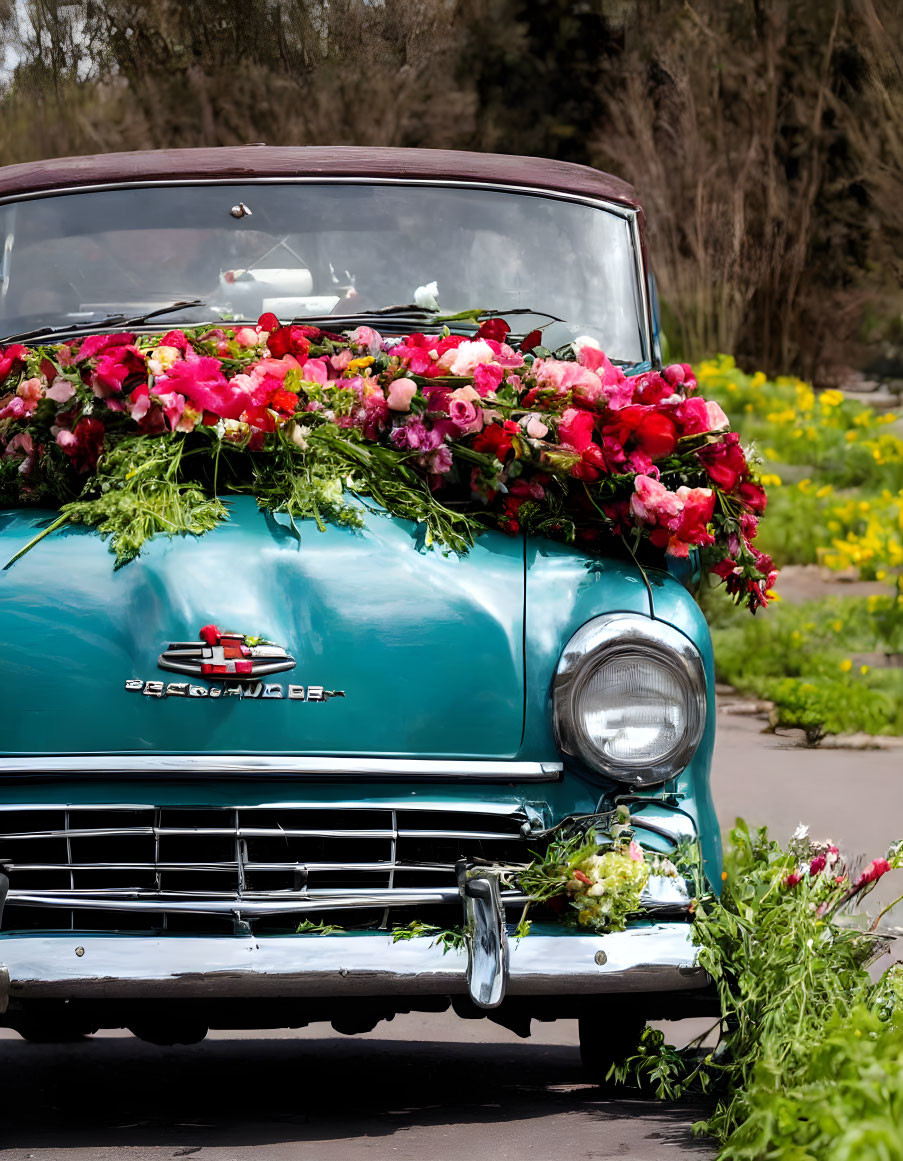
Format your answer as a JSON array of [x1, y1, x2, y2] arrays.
[[3, 513, 70, 571]]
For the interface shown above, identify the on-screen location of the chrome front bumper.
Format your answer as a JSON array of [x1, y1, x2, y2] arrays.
[[0, 924, 706, 1004]]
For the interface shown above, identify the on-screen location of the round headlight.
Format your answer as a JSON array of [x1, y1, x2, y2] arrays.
[[553, 613, 707, 787]]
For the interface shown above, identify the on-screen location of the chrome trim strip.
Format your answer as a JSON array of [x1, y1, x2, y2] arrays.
[[0, 756, 562, 781], [0, 926, 707, 1000], [0, 800, 537, 816], [0, 827, 520, 842], [0, 177, 650, 364], [3, 862, 447, 874], [6, 887, 474, 914]]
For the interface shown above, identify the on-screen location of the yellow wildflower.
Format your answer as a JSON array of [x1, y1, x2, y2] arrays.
[[760, 473, 782, 487], [840, 659, 853, 673], [346, 356, 375, 373]]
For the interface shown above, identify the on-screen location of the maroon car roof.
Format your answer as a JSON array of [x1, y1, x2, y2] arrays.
[[0, 145, 641, 210]]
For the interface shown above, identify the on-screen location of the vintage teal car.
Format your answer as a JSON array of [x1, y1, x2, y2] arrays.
[[0, 147, 720, 1066]]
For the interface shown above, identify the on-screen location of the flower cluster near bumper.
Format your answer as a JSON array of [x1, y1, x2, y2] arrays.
[[0, 315, 775, 609]]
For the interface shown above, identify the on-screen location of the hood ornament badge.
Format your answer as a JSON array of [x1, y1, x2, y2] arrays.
[[158, 624, 295, 681], [125, 624, 344, 702]]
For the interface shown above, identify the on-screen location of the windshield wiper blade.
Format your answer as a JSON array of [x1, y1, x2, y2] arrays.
[[1, 300, 206, 345], [285, 304, 565, 332]]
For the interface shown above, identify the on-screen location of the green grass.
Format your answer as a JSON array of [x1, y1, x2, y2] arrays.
[[695, 356, 903, 736]]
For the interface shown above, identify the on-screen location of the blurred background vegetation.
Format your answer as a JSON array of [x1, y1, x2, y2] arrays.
[[1, 0, 902, 737]]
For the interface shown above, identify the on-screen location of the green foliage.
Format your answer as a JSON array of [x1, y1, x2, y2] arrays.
[[517, 808, 651, 933], [390, 921, 467, 954], [60, 436, 227, 567], [613, 822, 903, 1159], [708, 594, 903, 738], [295, 919, 345, 935]]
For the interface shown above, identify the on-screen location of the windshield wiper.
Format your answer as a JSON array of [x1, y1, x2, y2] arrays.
[[1, 299, 206, 345], [284, 304, 565, 333]]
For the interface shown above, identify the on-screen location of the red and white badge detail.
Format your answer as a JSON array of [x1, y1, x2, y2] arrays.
[[158, 624, 295, 681]]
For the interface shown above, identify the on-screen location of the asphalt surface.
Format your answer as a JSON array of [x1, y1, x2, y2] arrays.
[[1, 709, 901, 1160]]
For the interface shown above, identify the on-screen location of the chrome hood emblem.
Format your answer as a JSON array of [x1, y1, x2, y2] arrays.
[[158, 624, 295, 681]]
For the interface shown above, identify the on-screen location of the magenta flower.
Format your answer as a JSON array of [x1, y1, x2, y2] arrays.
[[854, 858, 891, 890], [155, 356, 248, 420]]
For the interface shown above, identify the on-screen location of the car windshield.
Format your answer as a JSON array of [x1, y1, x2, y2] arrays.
[[0, 182, 647, 361]]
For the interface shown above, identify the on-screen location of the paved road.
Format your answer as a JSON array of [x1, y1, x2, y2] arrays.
[[1, 710, 901, 1160]]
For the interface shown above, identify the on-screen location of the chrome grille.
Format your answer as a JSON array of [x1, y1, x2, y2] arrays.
[[0, 803, 538, 934]]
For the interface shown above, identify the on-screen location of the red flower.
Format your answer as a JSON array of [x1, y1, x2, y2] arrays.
[[697, 432, 748, 492], [520, 328, 542, 354], [738, 481, 768, 512], [199, 624, 221, 646], [267, 325, 311, 361], [604, 405, 678, 462], [854, 858, 891, 889], [473, 419, 520, 461], [784, 870, 803, 889], [476, 317, 511, 343], [0, 344, 27, 383], [268, 389, 299, 415], [60, 416, 105, 474]]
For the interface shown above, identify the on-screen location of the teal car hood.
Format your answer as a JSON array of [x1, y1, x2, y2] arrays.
[[0, 498, 528, 759]]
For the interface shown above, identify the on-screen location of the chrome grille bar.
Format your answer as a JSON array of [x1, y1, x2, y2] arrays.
[[0, 801, 538, 932]]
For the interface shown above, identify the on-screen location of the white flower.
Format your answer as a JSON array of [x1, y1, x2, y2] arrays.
[[148, 345, 181, 378], [290, 423, 310, 450], [792, 823, 810, 842], [413, 281, 440, 311]]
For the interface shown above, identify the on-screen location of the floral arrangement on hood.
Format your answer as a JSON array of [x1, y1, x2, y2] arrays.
[[0, 313, 777, 610]]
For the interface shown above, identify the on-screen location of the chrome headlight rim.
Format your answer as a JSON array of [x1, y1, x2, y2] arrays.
[[553, 613, 707, 788]]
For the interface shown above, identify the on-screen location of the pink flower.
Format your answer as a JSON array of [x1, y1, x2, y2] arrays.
[[76, 332, 136, 362], [391, 417, 439, 452], [155, 356, 248, 420], [473, 363, 505, 397], [784, 870, 804, 889], [160, 330, 190, 352], [46, 377, 76, 404], [299, 357, 328, 386], [439, 339, 496, 377], [234, 327, 261, 349], [3, 431, 35, 475], [91, 346, 145, 398], [0, 343, 27, 383], [524, 414, 549, 439], [387, 378, 418, 412], [630, 475, 684, 525], [628, 840, 644, 862], [663, 486, 716, 556], [447, 386, 484, 435], [0, 395, 27, 421], [557, 408, 595, 453], [422, 445, 453, 474], [155, 390, 188, 431], [349, 326, 383, 356], [15, 377, 43, 414]]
